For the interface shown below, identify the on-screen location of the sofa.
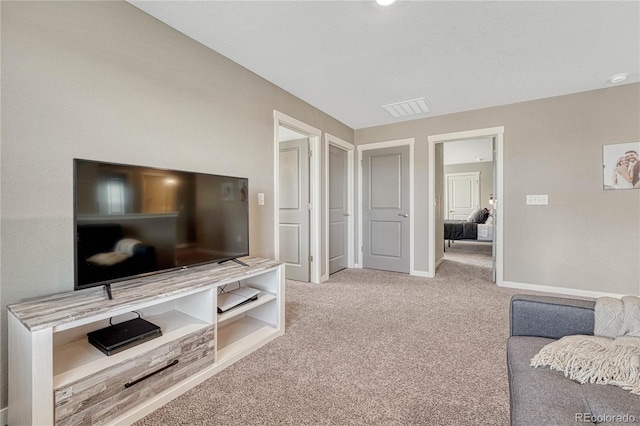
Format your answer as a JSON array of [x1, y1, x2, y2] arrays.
[[76, 223, 156, 286], [507, 294, 640, 425]]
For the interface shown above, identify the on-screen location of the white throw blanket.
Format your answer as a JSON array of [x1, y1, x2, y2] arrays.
[[86, 238, 142, 266], [531, 296, 640, 395]]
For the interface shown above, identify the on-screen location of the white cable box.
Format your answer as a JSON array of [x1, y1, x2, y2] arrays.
[[217, 287, 260, 313]]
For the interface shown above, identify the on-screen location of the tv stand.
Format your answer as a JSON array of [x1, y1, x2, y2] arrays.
[[218, 257, 249, 267], [8, 256, 284, 425]]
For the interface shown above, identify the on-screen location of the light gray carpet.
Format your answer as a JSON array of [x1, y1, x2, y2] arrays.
[[443, 240, 493, 269], [135, 256, 525, 425]]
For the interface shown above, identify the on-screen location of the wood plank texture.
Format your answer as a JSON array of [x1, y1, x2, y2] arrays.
[[54, 325, 216, 426], [8, 257, 281, 331]]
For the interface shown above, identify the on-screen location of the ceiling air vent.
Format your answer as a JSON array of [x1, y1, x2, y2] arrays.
[[382, 97, 431, 119]]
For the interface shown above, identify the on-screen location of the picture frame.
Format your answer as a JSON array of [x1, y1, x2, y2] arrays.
[[602, 141, 640, 190]]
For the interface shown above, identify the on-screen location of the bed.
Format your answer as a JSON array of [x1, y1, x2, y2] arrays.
[[444, 220, 479, 240], [444, 208, 493, 247]]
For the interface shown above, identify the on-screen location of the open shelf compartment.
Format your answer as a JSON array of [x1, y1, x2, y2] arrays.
[[53, 288, 215, 387]]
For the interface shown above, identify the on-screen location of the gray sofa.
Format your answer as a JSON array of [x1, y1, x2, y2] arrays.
[[507, 294, 640, 425]]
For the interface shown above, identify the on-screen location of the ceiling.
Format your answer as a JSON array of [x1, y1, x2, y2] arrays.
[[128, 1, 640, 130]]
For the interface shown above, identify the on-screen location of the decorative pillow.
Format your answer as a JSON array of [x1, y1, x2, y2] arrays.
[[595, 297, 626, 338], [467, 207, 490, 223], [623, 296, 640, 337], [87, 252, 131, 266]]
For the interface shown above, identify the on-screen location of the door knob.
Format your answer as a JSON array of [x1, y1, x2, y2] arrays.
[[398, 213, 408, 218]]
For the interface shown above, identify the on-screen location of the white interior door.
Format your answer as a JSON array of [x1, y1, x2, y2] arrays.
[[279, 139, 310, 282], [329, 144, 348, 274], [446, 172, 479, 220], [362, 146, 410, 273]]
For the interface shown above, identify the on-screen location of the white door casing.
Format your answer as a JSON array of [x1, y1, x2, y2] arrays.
[[428, 127, 504, 283]]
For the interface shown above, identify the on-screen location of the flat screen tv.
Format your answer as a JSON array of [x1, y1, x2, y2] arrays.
[[74, 159, 249, 298]]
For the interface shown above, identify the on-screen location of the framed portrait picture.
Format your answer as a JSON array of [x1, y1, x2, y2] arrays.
[[602, 142, 640, 190]]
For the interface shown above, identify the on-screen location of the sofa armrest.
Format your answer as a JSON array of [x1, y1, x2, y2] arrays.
[[509, 294, 595, 339]]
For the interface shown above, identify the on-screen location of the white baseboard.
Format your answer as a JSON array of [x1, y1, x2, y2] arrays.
[[353, 263, 362, 269], [410, 269, 433, 278], [500, 280, 631, 299], [434, 257, 444, 270], [1, 406, 7, 426], [320, 274, 329, 282]]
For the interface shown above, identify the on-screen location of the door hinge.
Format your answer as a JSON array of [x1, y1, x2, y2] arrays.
[[361, 246, 363, 252], [308, 150, 312, 158], [309, 255, 313, 262], [308, 203, 313, 210]]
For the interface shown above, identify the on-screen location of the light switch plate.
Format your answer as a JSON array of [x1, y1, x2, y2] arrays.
[[258, 193, 265, 206], [526, 195, 548, 205]]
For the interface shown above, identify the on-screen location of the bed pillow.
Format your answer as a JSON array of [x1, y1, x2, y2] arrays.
[[467, 207, 490, 223]]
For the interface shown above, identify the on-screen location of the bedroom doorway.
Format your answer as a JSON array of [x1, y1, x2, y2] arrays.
[[428, 127, 504, 284]]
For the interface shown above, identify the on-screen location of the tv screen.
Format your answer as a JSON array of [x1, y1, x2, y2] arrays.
[[74, 159, 249, 292]]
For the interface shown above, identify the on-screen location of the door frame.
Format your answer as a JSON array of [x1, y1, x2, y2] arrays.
[[444, 171, 480, 220], [274, 111, 321, 284], [357, 138, 415, 273], [323, 133, 355, 281], [428, 127, 504, 284]]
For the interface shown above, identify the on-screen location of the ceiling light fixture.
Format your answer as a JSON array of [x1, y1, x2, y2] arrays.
[[608, 73, 628, 84], [376, 0, 396, 6]]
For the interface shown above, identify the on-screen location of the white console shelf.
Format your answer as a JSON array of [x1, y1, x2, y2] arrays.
[[8, 257, 284, 426]]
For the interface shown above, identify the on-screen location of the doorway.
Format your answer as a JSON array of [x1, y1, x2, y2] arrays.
[[428, 127, 504, 284], [274, 111, 321, 283], [357, 138, 414, 274], [325, 134, 354, 277]]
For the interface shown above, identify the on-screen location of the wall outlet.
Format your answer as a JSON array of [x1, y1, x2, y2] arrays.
[[526, 194, 548, 205], [258, 193, 265, 206]]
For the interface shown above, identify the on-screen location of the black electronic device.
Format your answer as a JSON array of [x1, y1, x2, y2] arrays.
[[87, 317, 162, 356], [73, 159, 250, 299]]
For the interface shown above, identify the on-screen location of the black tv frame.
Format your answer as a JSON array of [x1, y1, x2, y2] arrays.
[[73, 159, 249, 299]]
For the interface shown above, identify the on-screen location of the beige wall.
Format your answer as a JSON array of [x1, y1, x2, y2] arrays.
[[355, 83, 640, 296], [2, 0, 639, 415], [444, 161, 494, 211], [0, 1, 353, 408]]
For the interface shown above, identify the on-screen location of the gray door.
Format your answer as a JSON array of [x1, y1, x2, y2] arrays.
[[362, 145, 410, 273], [279, 139, 310, 281], [329, 144, 348, 274]]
